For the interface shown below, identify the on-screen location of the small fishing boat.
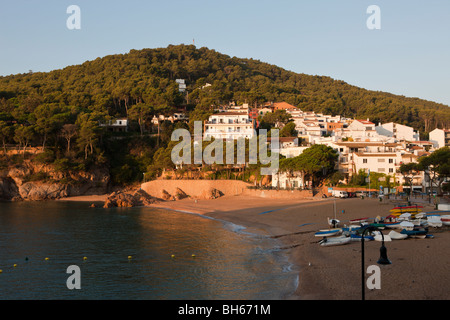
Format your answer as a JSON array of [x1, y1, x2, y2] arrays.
[[427, 216, 442, 228], [350, 234, 374, 241], [349, 217, 369, 224], [327, 217, 340, 228], [367, 223, 385, 229], [400, 221, 415, 230], [383, 222, 402, 229], [410, 219, 428, 227], [319, 236, 352, 246], [314, 229, 341, 237], [441, 215, 450, 226], [388, 230, 408, 240], [400, 227, 428, 238], [398, 212, 412, 220], [373, 231, 392, 242]]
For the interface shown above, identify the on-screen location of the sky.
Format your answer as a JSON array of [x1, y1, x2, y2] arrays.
[[0, 0, 449, 106]]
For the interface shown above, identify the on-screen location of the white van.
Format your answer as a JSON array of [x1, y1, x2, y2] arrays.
[[333, 190, 348, 198]]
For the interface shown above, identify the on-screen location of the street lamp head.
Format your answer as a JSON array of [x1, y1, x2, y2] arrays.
[[377, 241, 392, 265]]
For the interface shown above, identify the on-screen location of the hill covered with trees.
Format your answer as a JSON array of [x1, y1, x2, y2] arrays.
[[0, 44, 449, 190]]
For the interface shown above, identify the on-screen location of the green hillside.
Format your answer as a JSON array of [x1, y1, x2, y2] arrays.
[[0, 44, 449, 186], [1, 44, 448, 133]]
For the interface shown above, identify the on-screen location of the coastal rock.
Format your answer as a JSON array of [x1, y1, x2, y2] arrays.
[[103, 191, 136, 208], [18, 182, 69, 200], [132, 189, 160, 206], [103, 189, 160, 208], [161, 189, 174, 201], [0, 177, 21, 200], [0, 160, 111, 201], [174, 187, 189, 200], [200, 187, 224, 200]]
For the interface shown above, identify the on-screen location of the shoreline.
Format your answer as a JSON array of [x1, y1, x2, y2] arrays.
[[55, 191, 450, 300], [144, 195, 450, 300]]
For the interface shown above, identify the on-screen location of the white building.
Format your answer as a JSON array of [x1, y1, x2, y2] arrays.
[[343, 119, 378, 140], [151, 113, 188, 125], [429, 128, 450, 149], [375, 122, 419, 141], [204, 112, 255, 140], [99, 118, 128, 132], [271, 171, 304, 189]]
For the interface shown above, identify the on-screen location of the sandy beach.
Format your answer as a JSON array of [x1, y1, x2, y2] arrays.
[[146, 195, 450, 300]]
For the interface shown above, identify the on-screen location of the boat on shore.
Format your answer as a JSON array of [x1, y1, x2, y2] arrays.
[[400, 227, 428, 239], [388, 230, 408, 240], [350, 234, 374, 241], [441, 215, 450, 226], [319, 236, 352, 246], [314, 229, 341, 237], [349, 217, 369, 225], [427, 216, 443, 228]]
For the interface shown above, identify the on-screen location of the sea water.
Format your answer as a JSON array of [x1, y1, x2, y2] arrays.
[[0, 201, 297, 300]]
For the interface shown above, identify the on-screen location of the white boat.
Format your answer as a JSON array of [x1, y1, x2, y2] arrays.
[[427, 216, 442, 228], [398, 213, 412, 220], [349, 217, 369, 224], [411, 219, 428, 227], [315, 229, 341, 237], [327, 217, 340, 228], [441, 215, 450, 226], [414, 212, 426, 219], [399, 221, 415, 230], [388, 230, 408, 240], [383, 221, 402, 229], [319, 236, 352, 246], [373, 231, 392, 242]]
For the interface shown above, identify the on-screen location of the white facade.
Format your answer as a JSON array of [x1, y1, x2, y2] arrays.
[[204, 112, 254, 140], [376, 122, 419, 141], [99, 118, 128, 132], [271, 171, 303, 189], [343, 119, 379, 140], [353, 152, 400, 176], [429, 128, 449, 149]]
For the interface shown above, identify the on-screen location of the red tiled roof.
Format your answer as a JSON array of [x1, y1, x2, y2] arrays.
[[356, 119, 375, 125], [273, 102, 297, 110]]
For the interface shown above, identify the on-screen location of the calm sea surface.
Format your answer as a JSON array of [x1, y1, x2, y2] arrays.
[[0, 201, 297, 300]]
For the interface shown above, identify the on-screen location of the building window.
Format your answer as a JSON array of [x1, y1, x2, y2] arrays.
[[378, 159, 385, 162], [363, 159, 368, 164], [389, 159, 394, 163], [378, 168, 385, 172], [389, 168, 394, 173]]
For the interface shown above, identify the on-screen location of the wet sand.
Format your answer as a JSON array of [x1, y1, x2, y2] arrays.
[[147, 195, 450, 300]]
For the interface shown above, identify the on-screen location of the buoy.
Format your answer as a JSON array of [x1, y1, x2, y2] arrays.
[[45, 257, 49, 261], [13, 264, 17, 267], [192, 254, 196, 258], [171, 254, 175, 258], [25, 257, 29, 261], [83, 257, 87, 261], [0, 269, 2, 273], [128, 256, 132, 260]]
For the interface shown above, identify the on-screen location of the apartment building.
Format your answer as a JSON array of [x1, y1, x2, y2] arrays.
[[204, 112, 255, 140], [429, 128, 450, 149], [375, 122, 419, 141]]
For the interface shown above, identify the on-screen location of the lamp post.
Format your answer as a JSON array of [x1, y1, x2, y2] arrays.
[[361, 226, 391, 300]]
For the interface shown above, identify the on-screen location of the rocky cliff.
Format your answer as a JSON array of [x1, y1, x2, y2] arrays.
[[0, 160, 110, 201]]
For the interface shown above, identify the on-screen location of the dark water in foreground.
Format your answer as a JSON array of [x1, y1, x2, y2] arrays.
[[0, 201, 297, 300]]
